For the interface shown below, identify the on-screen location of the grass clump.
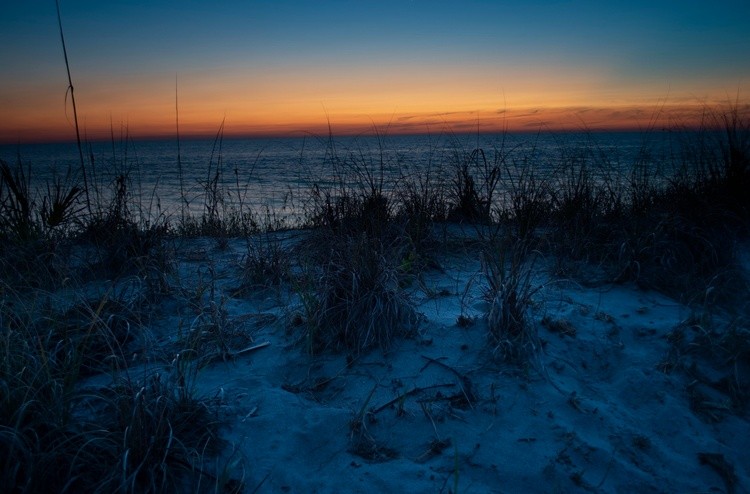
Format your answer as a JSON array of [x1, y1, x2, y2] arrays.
[[0, 287, 235, 493], [298, 231, 420, 355], [533, 106, 750, 309], [179, 296, 255, 366], [234, 233, 291, 295], [99, 360, 225, 493], [396, 162, 448, 253], [482, 232, 542, 362], [447, 147, 502, 224], [0, 160, 40, 242], [79, 172, 173, 288], [0, 160, 84, 290], [662, 311, 750, 420], [293, 132, 426, 354], [44, 293, 142, 378]]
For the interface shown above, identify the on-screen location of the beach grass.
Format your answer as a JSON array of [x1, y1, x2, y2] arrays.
[[1, 103, 749, 491]]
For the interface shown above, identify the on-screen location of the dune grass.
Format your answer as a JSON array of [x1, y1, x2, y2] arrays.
[[2, 103, 749, 490], [0, 283, 232, 493]]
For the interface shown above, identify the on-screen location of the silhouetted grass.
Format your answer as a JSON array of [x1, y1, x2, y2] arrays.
[[293, 134, 424, 354], [2, 102, 750, 490]]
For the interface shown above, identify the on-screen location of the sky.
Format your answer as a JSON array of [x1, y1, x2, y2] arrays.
[[1, 0, 749, 143]]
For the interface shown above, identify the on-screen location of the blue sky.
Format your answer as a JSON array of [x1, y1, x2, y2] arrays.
[[1, 0, 749, 141]]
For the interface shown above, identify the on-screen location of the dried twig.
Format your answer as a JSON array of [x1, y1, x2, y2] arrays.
[[421, 355, 476, 407], [232, 341, 270, 357], [371, 383, 456, 414]]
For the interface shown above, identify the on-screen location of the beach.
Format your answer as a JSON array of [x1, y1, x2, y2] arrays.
[[2, 123, 748, 493]]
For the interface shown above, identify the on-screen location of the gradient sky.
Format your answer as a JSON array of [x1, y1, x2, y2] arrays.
[[1, 0, 749, 143]]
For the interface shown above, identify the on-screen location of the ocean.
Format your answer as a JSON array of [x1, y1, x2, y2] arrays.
[[0, 130, 691, 227]]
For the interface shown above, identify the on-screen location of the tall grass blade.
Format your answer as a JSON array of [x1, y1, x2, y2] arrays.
[[55, 0, 90, 215]]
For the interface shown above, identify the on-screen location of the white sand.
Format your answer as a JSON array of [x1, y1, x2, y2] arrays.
[[113, 229, 748, 493]]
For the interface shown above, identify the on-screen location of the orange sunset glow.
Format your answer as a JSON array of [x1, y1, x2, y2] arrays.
[[1, 1, 749, 144], [1, 65, 741, 143]]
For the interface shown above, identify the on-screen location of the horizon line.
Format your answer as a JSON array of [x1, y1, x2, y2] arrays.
[[0, 120, 731, 146], [3, 100, 748, 146]]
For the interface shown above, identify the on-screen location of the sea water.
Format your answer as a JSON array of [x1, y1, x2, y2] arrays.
[[0, 131, 691, 227]]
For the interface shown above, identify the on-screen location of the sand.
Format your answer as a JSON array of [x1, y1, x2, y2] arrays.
[[78, 227, 749, 493]]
